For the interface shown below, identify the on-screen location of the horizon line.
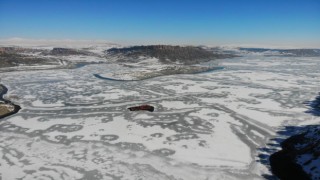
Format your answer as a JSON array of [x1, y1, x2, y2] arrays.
[[0, 37, 319, 49]]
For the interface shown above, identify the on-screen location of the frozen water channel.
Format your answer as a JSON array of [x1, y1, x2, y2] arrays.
[[0, 56, 319, 179]]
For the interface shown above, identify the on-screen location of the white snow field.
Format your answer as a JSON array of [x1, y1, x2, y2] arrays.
[[0, 55, 319, 179]]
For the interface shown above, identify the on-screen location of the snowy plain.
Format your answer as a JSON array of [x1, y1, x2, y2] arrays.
[[0, 53, 320, 179]]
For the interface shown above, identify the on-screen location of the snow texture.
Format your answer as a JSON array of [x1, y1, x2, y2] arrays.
[[0, 53, 319, 179]]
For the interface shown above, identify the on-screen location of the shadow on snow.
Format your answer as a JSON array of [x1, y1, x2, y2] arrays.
[[256, 93, 320, 179], [304, 92, 320, 116]]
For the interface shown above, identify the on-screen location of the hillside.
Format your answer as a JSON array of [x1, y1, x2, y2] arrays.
[[106, 45, 235, 64]]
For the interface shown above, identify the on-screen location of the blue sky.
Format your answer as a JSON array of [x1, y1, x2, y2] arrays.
[[0, 0, 319, 47]]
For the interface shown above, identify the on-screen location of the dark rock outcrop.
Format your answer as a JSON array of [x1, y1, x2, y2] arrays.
[[0, 84, 21, 119], [270, 125, 320, 180], [106, 45, 235, 64], [128, 105, 154, 112]]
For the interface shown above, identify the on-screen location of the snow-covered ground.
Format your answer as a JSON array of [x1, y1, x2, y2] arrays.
[[0, 55, 319, 179]]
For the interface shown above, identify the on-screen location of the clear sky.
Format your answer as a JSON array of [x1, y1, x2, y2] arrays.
[[0, 0, 319, 47]]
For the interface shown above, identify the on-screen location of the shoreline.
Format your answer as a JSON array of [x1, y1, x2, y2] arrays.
[[0, 84, 21, 119], [94, 66, 224, 81]]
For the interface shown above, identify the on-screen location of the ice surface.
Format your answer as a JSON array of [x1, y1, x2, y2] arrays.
[[0, 55, 319, 179]]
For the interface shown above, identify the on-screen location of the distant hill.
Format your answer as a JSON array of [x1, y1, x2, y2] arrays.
[[106, 45, 236, 64], [239, 48, 320, 57], [48, 48, 92, 56], [0, 47, 58, 68]]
